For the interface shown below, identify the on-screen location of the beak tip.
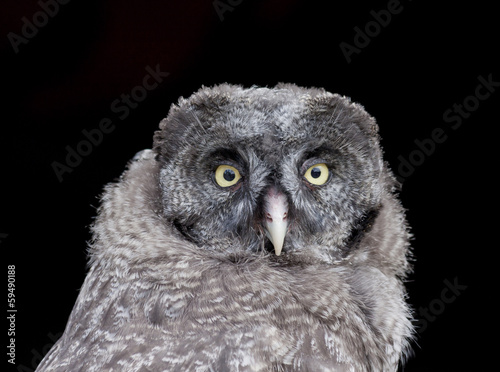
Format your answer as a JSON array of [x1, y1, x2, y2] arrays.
[[266, 225, 286, 256]]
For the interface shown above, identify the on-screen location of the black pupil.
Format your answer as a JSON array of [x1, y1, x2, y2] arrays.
[[223, 169, 236, 182], [311, 167, 321, 179]]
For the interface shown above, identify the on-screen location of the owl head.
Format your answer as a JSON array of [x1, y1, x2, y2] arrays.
[[153, 84, 405, 267]]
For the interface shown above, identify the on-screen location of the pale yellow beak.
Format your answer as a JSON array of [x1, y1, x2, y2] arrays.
[[264, 187, 288, 256]]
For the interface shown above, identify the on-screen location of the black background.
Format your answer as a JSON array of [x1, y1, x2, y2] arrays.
[[2, 1, 498, 371]]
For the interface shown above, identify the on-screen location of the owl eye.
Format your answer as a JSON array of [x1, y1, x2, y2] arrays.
[[304, 163, 329, 185], [215, 165, 242, 187]]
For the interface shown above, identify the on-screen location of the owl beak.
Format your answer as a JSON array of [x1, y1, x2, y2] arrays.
[[263, 187, 288, 256]]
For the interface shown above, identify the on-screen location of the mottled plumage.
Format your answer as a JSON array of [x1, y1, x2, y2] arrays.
[[37, 84, 414, 372]]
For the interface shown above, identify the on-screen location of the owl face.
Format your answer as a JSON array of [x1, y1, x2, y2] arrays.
[[154, 84, 385, 263]]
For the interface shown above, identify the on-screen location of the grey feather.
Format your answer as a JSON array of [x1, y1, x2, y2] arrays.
[[37, 84, 414, 372]]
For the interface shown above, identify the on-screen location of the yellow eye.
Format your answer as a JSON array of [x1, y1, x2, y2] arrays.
[[215, 165, 242, 187], [304, 163, 329, 185]]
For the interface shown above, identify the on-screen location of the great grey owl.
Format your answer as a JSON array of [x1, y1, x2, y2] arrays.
[[37, 84, 414, 372]]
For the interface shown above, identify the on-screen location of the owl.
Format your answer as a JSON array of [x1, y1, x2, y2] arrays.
[[36, 84, 414, 371]]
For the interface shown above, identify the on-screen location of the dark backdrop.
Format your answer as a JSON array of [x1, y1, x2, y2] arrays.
[[2, 1, 498, 371]]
